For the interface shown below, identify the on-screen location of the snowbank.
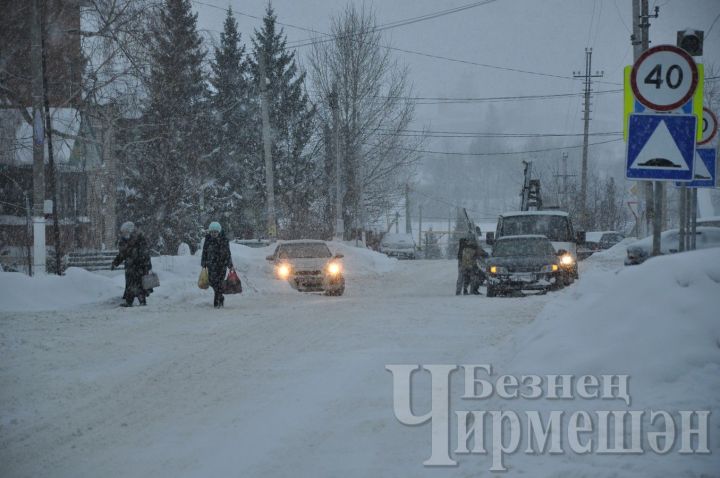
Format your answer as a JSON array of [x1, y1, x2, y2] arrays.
[[0, 241, 396, 312], [493, 247, 720, 475], [0, 267, 123, 312]]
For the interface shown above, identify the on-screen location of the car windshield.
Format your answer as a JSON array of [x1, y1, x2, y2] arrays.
[[500, 215, 572, 242], [277, 243, 332, 259], [601, 233, 623, 243], [492, 238, 556, 257]]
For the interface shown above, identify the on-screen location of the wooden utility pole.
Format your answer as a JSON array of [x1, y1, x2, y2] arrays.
[[259, 55, 276, 240], [41, 6, 62, 274], [31, 0, 46, 275], [329, 87, 343, 240], [573, 49, 603, 228]]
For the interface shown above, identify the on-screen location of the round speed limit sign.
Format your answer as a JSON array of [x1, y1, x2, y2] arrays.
[[630, 45, 699, 111], [698, 107, 718, 145]]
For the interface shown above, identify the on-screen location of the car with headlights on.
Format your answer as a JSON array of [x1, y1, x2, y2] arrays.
[[484, 235, 562, 297], [624, 227, 720, 265], [266, 240, 345, 295]]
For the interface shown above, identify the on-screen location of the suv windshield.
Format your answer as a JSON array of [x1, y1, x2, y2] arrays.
[[500, 215, 572, 242], [277, 243, 332, 259], [492, 238, 556, 257]]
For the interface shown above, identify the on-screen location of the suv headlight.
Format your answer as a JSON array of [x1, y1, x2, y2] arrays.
[[560, 254, 574, 266], [326, 261, 342, 275], [489, 265, 508, 275], [540, 264, 559, 273], [276, 263, 291, 279]]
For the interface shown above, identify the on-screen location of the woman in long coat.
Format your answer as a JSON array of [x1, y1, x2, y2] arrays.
[[201, 221, 233, 308], [112, 221, 152, 307]]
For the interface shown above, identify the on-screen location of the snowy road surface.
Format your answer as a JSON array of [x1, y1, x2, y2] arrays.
[[3, 247, 719, 477], [1, 259, 548, 477]]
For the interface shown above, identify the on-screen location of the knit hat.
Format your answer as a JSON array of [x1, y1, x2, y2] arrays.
[[120, 221, 135, 237], [208, 221, 222, 233]]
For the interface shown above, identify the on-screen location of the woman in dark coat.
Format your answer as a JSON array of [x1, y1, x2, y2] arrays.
[[201, 221, 233, 308], [112, 221, 152, 307]]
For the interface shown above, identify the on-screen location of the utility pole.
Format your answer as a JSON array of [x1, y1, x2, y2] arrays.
[[638, 0, 665, 256], [554, 152, 574, 209], [418, 204, 423, 252], [395, 211, 399, 234], [329, 87, 343, 241], [259, 55, 276, 240], [405, 183, 411, 234], [573, 49, 604, 229], [31, 0, 46, 275], [41, 7, 62, 275]]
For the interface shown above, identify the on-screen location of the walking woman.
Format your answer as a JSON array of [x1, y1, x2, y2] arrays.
[[201, 222, 234, 308], [112, 221, 152, 307]]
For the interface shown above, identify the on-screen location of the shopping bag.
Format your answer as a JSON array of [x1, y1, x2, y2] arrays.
[[198, 267, 209, 290], [142, 271, 160, 289], [222, 268, 242, 294]]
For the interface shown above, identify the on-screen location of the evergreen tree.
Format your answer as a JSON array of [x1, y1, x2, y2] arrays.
[[124, 0, 209, 252], [249, 5, 317, 238], [208, 7, 259, 238]]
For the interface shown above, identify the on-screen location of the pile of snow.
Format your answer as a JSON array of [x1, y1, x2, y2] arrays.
[[583, 237, 637, 268], [0, 241, 396, 312], [492, 248, 720, 475], [0, 267, 123, 312]]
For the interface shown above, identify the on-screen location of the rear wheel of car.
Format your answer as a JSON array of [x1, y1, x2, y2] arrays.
[[486, 285, 496, 298]]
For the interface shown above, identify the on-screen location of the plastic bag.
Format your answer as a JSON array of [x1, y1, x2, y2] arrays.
[[142, 271, 160, 289], [223, 268, 242, 294], [198, 267, 209, 290]]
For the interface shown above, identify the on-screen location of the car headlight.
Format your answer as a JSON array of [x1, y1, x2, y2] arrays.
[[541, 264, 559, 273], [560, 254, 574, 266], [489, 265, 508, 275], [326, 261, 342, 275], [276, 263, 291, 279]]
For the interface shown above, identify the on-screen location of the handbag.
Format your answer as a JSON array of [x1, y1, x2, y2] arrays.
[[198, 267, 209, 289], [222, 268, 243, 294], [142, 271, 160, 289]]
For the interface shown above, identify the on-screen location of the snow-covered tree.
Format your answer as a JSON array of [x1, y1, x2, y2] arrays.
[[207, 7, 258, 238], [124, 0, 209, 253], [249, 5, 317, 238], [308, 4, 420, 237]]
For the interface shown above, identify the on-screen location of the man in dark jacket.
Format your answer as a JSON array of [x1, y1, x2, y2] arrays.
[[201, 221, 233, 308], [112, 221, 152, 307]]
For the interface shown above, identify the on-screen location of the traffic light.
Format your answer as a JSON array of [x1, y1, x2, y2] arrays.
[[677, 29, 703, 57]]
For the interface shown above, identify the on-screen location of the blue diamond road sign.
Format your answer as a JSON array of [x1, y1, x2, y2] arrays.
[[676, 148, 717, 188], [626, 113, 696, 181]]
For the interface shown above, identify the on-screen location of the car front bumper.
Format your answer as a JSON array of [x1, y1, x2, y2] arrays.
[[290, 273, 345, 292], [487, 272, 559, 291]]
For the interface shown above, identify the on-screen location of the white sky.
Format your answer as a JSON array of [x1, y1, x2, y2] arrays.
[[194, 0, 719, 177]]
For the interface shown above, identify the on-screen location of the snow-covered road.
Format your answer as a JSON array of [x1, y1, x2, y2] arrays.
[[1, 259, 549, 477]]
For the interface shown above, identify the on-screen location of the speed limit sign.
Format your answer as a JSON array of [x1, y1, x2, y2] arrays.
[[630, 45, 699, 111], [698, 107, 718, 145]]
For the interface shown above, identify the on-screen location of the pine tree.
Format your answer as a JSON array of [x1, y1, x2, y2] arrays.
[[125, 0, 209, 253], [208, 7, 258, 238], [249, 5, 317, 238]]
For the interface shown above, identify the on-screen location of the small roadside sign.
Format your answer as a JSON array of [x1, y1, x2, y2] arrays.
[[626, 113, 696, 181], [630, 45, 699, 111], [698, 107, 718, 146]]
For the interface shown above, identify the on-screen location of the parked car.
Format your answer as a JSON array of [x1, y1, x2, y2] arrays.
[[484, 235, 563, 297], [585, 231, 625, 251], [697, 216, 720, 228], [624, 226, 720, 265], [266, 240, 345, 295], [379, 233, 417, 259]]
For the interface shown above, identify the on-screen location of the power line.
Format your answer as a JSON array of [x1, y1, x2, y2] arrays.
[[192, 0, 622, 86], [381, 131, 623, 139], [399, 138, 623, 157]]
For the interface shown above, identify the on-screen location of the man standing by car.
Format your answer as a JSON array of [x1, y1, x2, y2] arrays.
[[201, 221, 234, 308]]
